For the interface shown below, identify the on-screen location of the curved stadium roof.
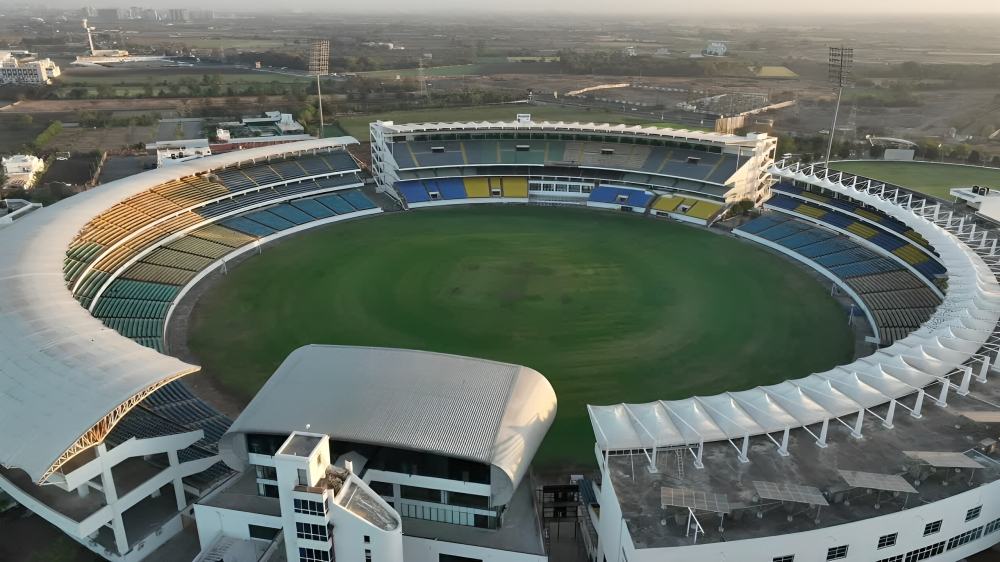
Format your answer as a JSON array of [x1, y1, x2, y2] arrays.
[[219, 345, 557, 506], [0, 138, 356, 483], [589, 163, 1000, 452]]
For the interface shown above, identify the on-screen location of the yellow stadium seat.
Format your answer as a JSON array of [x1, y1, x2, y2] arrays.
[[795, 204, 827, 219], [653, 196, 682, 212], [501, 177, 529, 198], [846, 222, 877, 239], [855, 209, 884, 223], [463, 177, 491, 198], [685, 201, 723, 220]]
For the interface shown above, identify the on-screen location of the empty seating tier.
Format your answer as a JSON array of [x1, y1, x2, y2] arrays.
[[650, 195, 724, 223], [589, 186, 653, 208], [736, 214, 942, 345], [765, 193, 945, 280]]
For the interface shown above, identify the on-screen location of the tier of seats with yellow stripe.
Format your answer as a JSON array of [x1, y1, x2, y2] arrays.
[[650, 194, 724, 223]]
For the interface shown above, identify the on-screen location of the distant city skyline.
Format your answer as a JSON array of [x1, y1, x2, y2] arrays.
[[12, 0, 1000, 14]]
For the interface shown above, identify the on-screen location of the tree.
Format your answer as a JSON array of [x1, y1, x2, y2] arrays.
[[967, 150, 983, 165]]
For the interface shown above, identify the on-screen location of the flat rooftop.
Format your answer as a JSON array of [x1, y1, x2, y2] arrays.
[[200, 471, 280, 517], [279, 433, 323, 457], [608, 378, 1000, 549]]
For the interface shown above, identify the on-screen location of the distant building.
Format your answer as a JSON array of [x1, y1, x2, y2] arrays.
[[168, 8, 191, 22], [0, 51, 61, 85], [148, 139, 213, 167], [704, 41, 728, 57], [2, 154, 45, 190], [235, 111, 306, 136]]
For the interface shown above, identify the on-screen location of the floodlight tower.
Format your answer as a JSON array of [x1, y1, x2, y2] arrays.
[[824, 45, 853, 164], [308, 39, 330, 137], [82, 19, 96, 55]]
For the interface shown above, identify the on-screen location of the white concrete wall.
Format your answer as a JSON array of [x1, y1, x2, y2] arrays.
[[403, 535, 547, 562], [330, 477, 404, 562], [193, 504, 282, 548]]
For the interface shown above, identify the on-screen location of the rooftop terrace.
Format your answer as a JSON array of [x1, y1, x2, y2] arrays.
[[606, 377, 1000, 549]]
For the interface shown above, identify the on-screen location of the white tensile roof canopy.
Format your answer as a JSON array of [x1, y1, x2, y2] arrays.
[[0, 138, 356, 483], [590, 165, 1000, 455]]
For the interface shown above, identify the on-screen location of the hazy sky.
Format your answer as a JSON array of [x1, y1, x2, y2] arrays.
[[22, 0, 1000, 14]]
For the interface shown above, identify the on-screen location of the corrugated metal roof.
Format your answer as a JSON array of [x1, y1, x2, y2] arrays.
[[221, 345, 556, 504], [0, 138, 358, 482]]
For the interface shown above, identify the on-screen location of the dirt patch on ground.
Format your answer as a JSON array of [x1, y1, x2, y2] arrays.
[[0, 95, 294, 116]]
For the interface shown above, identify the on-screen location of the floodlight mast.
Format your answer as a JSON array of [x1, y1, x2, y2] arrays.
[[309, 40, 330, 137], [824, 46, 853, 164]]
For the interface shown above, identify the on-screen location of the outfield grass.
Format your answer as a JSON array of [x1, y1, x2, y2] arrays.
[[829, 161, 1000, 200], [334, 105, 704, 140], [188, 206, 854, 467]]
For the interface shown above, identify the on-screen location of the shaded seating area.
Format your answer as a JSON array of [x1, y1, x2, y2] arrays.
[[66, 150, 361, 300], [765, 193, 945, 280], [736, 214, 942, 344]]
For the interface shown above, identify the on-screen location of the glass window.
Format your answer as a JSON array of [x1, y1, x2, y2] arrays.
[[877, 533, 897, 549], [299, 548, 330, 562], [401, 485, 442, 503], [773, 556, 794, 562], [966, 506, 982, 522], [248, 524, 279, 540], [826, 545, 848, 560], [295, 522, 328, 542], [448, 492, 490, 509], [924, 520, 942, 536], [368, 480, 394, 497]]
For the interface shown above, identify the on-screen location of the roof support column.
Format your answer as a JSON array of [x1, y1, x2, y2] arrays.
[[958, 365, 973, 396], [167, 449, 186, 512], [938, 378, 950, 407], [883, 399, 896, 429], [693, 439, 704, 469], [97, 444, 129, 556], [778, 427, 790, 457], [816, 418, 829, 448], [851, 409, 864, 439], [978, 355, 991, 383], [911, 389, 924, 418], [739, 435, 750, 464]]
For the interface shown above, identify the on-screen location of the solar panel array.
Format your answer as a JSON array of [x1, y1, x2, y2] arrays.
[[660, 487, 731, 513], [903, 451, 985, 469], [753, 481, 829, 506], [838, 470, 917, 494]]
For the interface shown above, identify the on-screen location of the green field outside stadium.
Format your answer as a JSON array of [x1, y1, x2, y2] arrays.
[[188, 206, 855, 467], [829, 161, 1000, 200]]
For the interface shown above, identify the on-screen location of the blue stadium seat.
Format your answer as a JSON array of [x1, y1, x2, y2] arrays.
[[243, 210, 296, 231], [397, 181, 430, 203], [291, 199, 335, 219], [221, 216, 276, 237], [316, 194, 355, 214], [342, 191, 377, 210], [269, 204, 314, 225]]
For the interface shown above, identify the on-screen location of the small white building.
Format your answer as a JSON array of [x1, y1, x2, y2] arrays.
[[704, 41, 728, 57], [146, 139, 212, 167], [0, 51, 61, 85], [951, 184, 1000, 222], [2, 154, 45, 189]]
